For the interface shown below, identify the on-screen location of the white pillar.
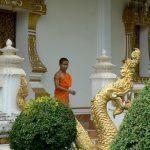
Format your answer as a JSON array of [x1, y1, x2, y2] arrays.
[[90, 50, 116, 98], [97, 0, 111, 57]]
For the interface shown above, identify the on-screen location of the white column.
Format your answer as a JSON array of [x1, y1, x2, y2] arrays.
[[0, 39, 25, 115], [91, 0, 113, 97], [97, 0, 111, 57], [90, 51, 116, 98], [90, 51, 117, 124]]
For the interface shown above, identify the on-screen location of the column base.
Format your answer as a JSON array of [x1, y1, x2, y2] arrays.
[[0, 144, 10, 150]]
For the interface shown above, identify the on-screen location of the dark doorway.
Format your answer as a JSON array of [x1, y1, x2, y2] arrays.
[[0, 9, 16, 49]]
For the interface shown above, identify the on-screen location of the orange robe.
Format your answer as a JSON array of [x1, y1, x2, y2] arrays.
[[54, 73, 72, 104]]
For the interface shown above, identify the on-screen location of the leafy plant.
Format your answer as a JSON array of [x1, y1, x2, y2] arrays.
[[109, 80, 150, 150], [9, 96, 77, 150]]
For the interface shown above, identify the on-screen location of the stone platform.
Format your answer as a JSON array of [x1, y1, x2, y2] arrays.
[[0, 144, 10, 150]]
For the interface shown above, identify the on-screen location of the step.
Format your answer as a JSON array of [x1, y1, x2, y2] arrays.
[[88, 129, 97, 139], [76, 114, 95, 130]]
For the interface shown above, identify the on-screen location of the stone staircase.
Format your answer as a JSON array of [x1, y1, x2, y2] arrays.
[[76, 114, 98, 144]]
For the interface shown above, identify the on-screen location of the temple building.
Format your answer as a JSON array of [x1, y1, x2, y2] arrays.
[[0, 0, 149, 149]]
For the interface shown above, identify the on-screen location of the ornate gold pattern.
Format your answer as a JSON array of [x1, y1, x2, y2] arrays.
[[75, 119, 97, 150], [16, 75, 29, 110], [0, 0, 46, 15], [76, 49, 141, 150], [0, 9, 16, 49], [123, 1, 150, 82], [28, 34, 47, 73], [16, 75, 50, 110]]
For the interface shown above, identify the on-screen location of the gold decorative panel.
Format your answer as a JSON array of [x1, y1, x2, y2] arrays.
[[123, 1, 150, 82], [0, 9, 16, 48], [0, 0, 46, 15]]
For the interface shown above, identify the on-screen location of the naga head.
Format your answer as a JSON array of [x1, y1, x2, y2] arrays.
[[108, 48, 140, 117], [110, 91, 132, 118]]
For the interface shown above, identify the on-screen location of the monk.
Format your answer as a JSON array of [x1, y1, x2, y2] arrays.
[[54, 58, 76, 105]]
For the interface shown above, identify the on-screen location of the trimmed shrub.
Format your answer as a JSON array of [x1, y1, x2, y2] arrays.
[[109, 80, 150, 150], [9, 96, 77, 150]]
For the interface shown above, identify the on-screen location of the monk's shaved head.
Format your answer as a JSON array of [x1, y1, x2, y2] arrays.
[[59, 58, 69, 64]]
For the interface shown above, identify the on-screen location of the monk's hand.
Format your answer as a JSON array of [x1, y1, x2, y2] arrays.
[[68, 89, 76, 95]]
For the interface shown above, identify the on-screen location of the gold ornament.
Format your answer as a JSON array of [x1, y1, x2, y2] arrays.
[[75, 48, 141, 150], [16, 75, 29, 110]]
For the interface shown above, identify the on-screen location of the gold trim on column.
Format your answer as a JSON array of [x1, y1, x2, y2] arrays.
[[28, 13, 47, 73]]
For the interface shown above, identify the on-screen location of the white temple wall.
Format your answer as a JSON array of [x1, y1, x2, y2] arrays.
[[16, 12, 30, 73], [36, 0, 98, 107], [16, 11, 34, 100], [139, 26, 149, 77], [15, 0, 143, 108]]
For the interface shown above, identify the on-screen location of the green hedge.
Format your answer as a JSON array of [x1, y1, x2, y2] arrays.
[[109, 80, 150, 150], [9, 96, 77, 150]]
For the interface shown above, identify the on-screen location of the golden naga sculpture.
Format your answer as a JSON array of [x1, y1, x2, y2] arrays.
[[16, 75, 29, 110], [75, 48, 141, 150]]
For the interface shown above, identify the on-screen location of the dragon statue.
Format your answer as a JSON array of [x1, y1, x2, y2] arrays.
[[75, 48, 141, 150]]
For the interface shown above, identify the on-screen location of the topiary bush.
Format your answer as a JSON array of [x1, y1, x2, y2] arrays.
[[109, 80, 150, 150], [9, 96, 77, 150]]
